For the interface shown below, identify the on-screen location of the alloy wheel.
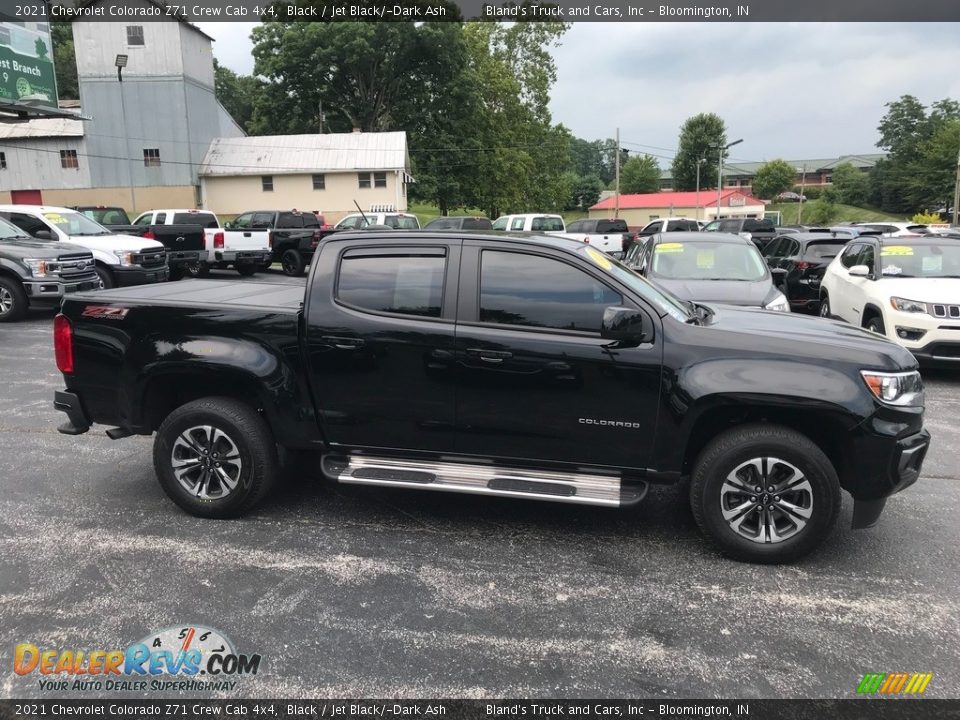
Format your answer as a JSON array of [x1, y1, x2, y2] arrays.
[[171, 425, 243, 500], [720, 457, 813, 544], [0, 287, 12, 316]]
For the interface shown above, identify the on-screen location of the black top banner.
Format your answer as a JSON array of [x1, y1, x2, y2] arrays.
[[1, 0, 959, 22]]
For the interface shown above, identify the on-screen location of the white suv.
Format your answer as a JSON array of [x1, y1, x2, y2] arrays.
[[334, 212, 420, 230], [491, 214, 566, 235], [819, 235, 960, 363]]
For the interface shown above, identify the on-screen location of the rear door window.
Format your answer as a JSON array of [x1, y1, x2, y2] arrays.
[[597, 220, 628, 233], [277, 213, 303, 229], [173, 212, 219, 227], [510, 217, 525, 231], [337, 248, 446, 318], [302, 214, 320, 228], [251, 212, 275, 229]]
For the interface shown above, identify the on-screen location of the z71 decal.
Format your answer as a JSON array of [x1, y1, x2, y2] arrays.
[[81, 306, 129, 320]]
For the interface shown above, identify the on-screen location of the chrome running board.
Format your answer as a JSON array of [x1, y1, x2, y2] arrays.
[[322, 455, 646, 507]]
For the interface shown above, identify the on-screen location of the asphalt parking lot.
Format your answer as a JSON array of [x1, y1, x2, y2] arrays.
[[1, 269, 959, 700]]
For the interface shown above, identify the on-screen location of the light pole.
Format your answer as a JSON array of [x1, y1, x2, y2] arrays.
[[614, 127, 620, 219], [695, 156, 705, 221], [715, 138, 742, 222], [953, 147, 960, 227], [796, 164, 807, 225], [115, 54, 136, 213]]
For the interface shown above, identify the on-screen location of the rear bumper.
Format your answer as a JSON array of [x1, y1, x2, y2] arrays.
[[214, 250, 271, 264], [23, 276, 99, 303], [114, 266, 169, 286], [166, 250, 207, 268], [54, 390, 91, 435]]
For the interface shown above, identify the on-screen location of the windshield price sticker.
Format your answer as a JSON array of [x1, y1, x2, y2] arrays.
[[881, 246, 914, 256], [696, 250, 715, 268], [656, 243, 685, 253], [585, 247, 613, 269], [43, 213, 66, 224]]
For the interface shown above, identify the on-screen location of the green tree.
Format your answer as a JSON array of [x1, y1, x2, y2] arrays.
[[912, 120, 960, 211], [877, 95, 929, 157], [213, 60, 264, 134], [831, 161, 871, 206], [751, 159, 796, 200], [51, 22, 77, 100], [672, 113, 727, 190], [567, 174, 603, 212], [619, 154, 660, 194]]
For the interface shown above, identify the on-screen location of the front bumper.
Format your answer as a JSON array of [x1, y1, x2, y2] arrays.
[[23, 275, 99, 303], [882, 309, 960, 360], [54, 390, 91, 435], [166, 250, 207, 269], [909, 341, 960, 364], [114, 266, 170, 286], [214, 250, 271, 265]]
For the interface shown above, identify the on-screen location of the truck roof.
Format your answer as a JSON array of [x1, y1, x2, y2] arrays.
[[328, 229, 589, 252]]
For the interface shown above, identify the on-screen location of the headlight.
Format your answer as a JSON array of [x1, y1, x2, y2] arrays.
[[763, 290, 790, 312], [23, 258, 57, 277], [890, 297, 928, 314], [113, 250, 134, 266], [860, 370, 924, 407]]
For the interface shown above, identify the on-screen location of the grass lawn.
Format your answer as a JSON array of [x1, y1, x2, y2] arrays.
[[767, 202, 905, 224]]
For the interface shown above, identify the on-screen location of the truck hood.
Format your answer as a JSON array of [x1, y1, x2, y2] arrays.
[[0, 238, 67, 258], [701, 303, 917, 370], [64, 234, 165, 252], [877, 277, 960, 304], [654, 277, 773, 306]]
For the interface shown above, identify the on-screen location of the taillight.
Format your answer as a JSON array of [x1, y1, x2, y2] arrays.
[[213, 231, 224, 249], [142, 230, 156, 240], [54, 314, 74, 374], [311, 229, 321, 247], [267, 231, 273, 249], [794, 261, 813, 271]]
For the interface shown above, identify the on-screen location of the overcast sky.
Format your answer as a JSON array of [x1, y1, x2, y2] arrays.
[[196, 22, 960, 163]]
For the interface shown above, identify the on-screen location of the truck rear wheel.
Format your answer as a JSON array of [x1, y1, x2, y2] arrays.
[[153, 397, 277, 518], [689, 424, 840, 563], [236, 265, 257, 277], [281, 249, 305, 277], [0, 276, 28, 322]]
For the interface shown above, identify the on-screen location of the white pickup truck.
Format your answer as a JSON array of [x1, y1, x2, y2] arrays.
[[0, 205, 168, 289], [558, 217, 634, 254], [491, 213, 568, 235]]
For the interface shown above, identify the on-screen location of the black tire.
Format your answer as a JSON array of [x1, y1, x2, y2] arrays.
[[689, 424, 840, 564], [281, 249, 305, 277], [0, 276, 28, 323], [236, 265, 257, 277], [169, 268, 184, 281], [185, 262, 211, 279], [864, 314, 886, 335], [257, 261, 273, 272], [153, 397, 277, 518], [818, 292, 831, 318], [95, 266, 115, 290]]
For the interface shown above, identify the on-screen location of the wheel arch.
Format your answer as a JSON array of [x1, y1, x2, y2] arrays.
[[861, 302, 884, 327]]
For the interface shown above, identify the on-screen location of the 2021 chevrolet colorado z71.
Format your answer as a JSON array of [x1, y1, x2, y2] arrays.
[[52, 231, 930, 563]]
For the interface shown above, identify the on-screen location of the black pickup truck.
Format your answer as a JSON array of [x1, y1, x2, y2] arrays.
[[223, 210, 327, 277], [52, 231, 930, 563], [0, 217, 98, 322], [74, 206, 206, 280]]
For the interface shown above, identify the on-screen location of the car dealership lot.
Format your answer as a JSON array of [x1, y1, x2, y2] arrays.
[[1, 271, 958, 699]]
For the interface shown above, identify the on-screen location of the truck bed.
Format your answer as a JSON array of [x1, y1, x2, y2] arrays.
[[71, 279, 304, 312]]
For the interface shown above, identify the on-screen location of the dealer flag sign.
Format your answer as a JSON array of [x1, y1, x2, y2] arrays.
[[0, 22, 58, 104]]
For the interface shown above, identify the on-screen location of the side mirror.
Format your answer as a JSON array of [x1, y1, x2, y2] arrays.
[[223, 221, 233, 229], [34, 230, 53, 240], [601, 307, 650, 346], [849, 264, 870, 277]]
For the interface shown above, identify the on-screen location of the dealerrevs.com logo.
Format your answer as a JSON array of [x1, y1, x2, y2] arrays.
[[14, 625, 262, 692]]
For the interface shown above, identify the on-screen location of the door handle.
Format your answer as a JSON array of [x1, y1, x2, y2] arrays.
[[467, 348, 512, 363], [243, 232, 251, 237], [322, 336, 365, 350]]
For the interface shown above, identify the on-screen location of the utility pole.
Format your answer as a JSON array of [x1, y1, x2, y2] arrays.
[[953, 147, 960, 227], [614, 127, 620, 219], [319, 101, 324, 134], [797, 164, 807, 225], [716, 138, 743, 222]]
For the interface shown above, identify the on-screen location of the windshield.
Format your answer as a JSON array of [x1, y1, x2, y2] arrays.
[[804, 240, 845, 260], [880, 242, 960, 278], [384, 215, 419, 229], [649, 240, 768, 281], [578, 246, 691, 322], [42, 211, 110, 236], [79, 208, 130, 225], [0, 216, 30, 239]]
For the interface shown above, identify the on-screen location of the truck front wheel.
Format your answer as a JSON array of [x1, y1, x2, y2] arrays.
[[0, 276, 28, 322], [153, 397, 277, 518], [95, 266, 115, 290], [689, 424, 840, 563]]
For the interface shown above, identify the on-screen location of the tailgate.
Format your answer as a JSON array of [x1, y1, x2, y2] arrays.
[[224, 228, 271, 252], [152, 224, 205, 252]]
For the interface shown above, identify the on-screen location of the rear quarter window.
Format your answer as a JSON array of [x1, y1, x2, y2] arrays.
[[337, 250, 446, 318]]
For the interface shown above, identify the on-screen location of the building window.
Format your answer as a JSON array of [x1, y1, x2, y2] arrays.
[[143, 148, 161, 167], [127, 26, 144, 46], [0, 152, 6, 170], [60, 149, 79, 169], [824, 175, 833, 184], [726, 178, 738, 187], [374, 171, 387, 188], [312, 174, 325, 190], [262, 176, 274, 192], [358, 172, 371, 189]]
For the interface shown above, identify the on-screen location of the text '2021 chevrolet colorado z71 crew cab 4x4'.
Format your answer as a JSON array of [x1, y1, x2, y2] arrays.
[[52, 231, 930, 563]]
